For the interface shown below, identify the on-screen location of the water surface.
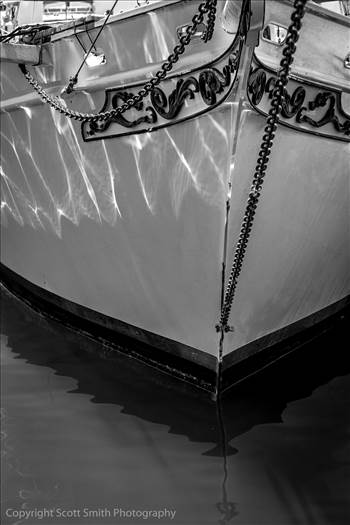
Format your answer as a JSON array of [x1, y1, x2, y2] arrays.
[[1, 287, 349, 525]]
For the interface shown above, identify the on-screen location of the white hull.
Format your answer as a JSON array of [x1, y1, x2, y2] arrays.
[[1, 0, 349, 394]]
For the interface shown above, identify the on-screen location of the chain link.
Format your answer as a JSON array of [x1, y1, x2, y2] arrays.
[[19, 0, 217, 123], [218, 0, 308, 335], [203, 0, 217, 42]]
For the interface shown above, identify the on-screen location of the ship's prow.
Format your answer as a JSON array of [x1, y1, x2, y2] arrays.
[[1, 0, 349, 396]]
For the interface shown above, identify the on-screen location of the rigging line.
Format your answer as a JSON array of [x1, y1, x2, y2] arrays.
[[84, 20, 97, 53], [64, 0, 119, 93], [75, 0, 118, 76], [74, 22, 87, 54], [21, 0, 217, 121]]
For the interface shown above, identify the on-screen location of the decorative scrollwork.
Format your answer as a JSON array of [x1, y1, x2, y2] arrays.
[[247, 69, 266, 106], [82, 48, 241, 141], [86, 92, 157, 137], [247, 61, 350, 141], [199, 52, 238, 105], [297, 92, 350, 135], [281, 86, 306, 119], [199, 70, 224, 106], [150, 77, 199, 120]]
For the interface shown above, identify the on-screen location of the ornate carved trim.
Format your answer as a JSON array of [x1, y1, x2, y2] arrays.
[[247, 58, 350, 142], [82, 46, 242, 141]]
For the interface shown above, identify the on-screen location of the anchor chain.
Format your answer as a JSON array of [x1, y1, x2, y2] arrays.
[[203, 0, 217, 42], [19, 0, 217, 123], [217, 0, 308, 338]]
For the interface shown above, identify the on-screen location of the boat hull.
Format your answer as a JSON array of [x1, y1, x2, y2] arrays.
[[1, 0, 349, 395], [1, 262, 348, 396]]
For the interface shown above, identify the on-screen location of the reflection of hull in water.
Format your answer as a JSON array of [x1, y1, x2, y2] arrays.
[[2, 285, 349, 523], [2, 284, 350, 449], [1, 0, 349, 396], [1, 284, 349, 523]]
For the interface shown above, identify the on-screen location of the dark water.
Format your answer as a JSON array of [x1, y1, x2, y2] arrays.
[[1, 287, 349, 525]]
